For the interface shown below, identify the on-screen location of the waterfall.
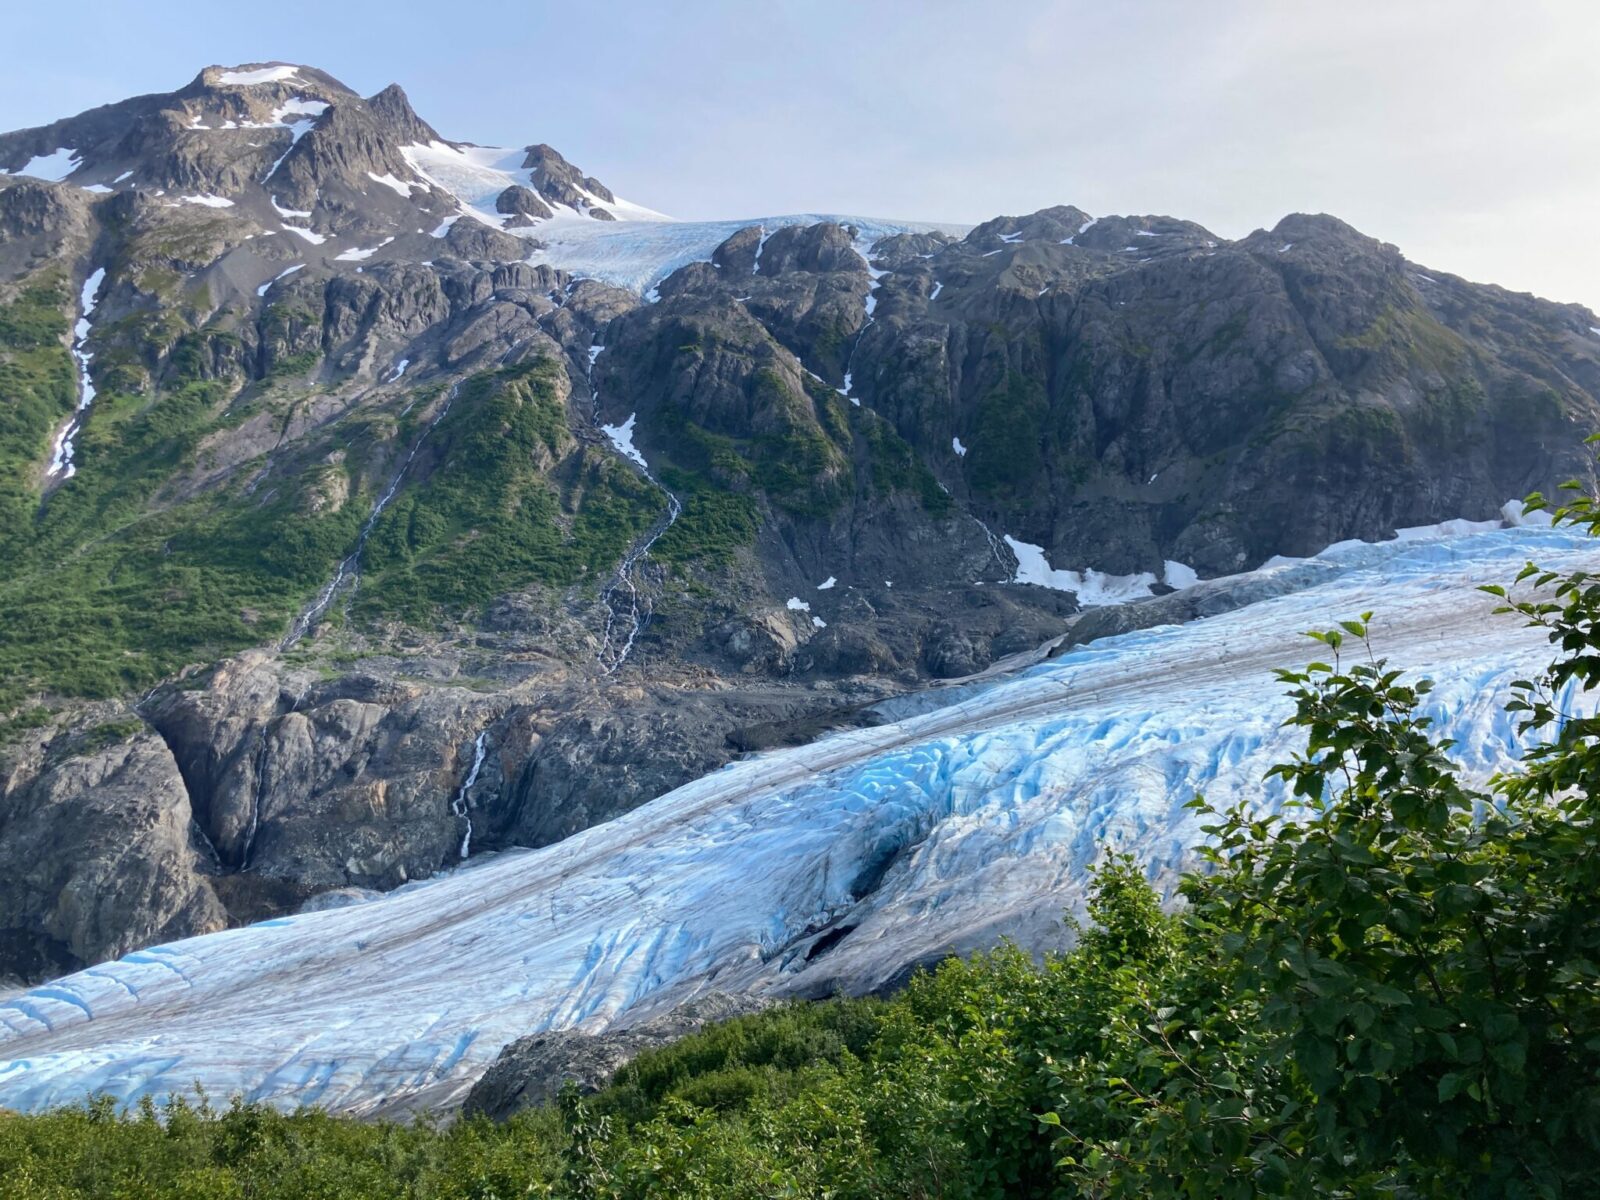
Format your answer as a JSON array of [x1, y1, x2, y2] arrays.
[[451, 731, 488, 860]]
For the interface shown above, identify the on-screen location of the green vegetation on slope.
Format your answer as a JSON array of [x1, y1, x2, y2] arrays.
[[9, 488, 1600, 1197], [0, 274, 76, 562], [355, 361, 666, 624], [653, 466, 760, 568], [965, 369, 1049, 504], [0, 291, 664, 708], [0, 274, 361, 706]]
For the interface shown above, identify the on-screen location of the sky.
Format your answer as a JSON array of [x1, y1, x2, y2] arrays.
[[4, 0, 1597, 308]]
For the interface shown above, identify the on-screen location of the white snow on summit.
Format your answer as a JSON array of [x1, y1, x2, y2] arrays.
[[400, 140, 663, 228], [218, 65, 304, 87], [1, 524, 1594, 1116]]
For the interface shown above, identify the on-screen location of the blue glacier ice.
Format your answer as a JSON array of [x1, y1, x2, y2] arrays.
[[0, 524, 1595, 1115]]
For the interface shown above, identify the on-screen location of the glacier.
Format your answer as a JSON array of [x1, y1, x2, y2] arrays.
[[398, 137, 963, 296], [1, 524, 1595, 1116], [524, 210, 964, 296]]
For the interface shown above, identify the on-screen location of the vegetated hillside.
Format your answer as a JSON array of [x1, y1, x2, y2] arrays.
[[3, 60, 1600, 990]]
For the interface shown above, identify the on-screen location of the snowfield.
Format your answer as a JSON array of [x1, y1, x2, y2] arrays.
[[1, 524, 1595, 1115], [2, 147, 81, 182]]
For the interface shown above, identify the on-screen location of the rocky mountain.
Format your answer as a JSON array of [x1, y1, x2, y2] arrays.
[[2, 62, 1600, 989]]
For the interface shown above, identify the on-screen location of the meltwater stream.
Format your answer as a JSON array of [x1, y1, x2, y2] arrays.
[[282, 381, 464, 648], [587, 344, 683, 673], [2, 524, 1596, 1116]]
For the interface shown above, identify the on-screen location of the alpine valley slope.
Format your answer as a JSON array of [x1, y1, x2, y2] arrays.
[[3, 60, 1600, 999], [0, 519, 1593, 1115]]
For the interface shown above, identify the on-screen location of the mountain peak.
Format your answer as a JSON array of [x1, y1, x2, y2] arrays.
[[195, 63, 351, 95], [365, 82, 439, 146]]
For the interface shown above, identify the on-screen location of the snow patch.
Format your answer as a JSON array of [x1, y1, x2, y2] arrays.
[[261, 104, 324, 184], [367, 172, 415, 197], [282, 225, 326, 246], [388, 359, 410, 382], [786, 597, 811, 612], [177, 194, 234, 208], [334, 237, 395, 262], [255, 264, 304, 296], [6, 148, 80, 182], [273, 98, 328, 122], [46, 268, 106, 480], [1003, 535, 1158, 606], [600, 413, 648, 469], [952, 436, 968, 457], [929, 280, 942, 301], [817, 576, 837, 590], [1163, 560, 1200, 589], [1062, 216, 1097, 245]]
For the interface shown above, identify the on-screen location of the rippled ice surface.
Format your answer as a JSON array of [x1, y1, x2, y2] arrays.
[[1, 526, 1594, 1114]]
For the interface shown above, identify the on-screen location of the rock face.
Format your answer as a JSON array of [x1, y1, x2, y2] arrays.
[[3, 62, 1600, 986], [0, 726, 226, 985], [462, 992, 770, 1120]]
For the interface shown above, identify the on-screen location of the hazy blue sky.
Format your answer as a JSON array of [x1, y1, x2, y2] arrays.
[[6, 0, 1597, 307]]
